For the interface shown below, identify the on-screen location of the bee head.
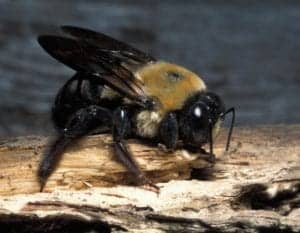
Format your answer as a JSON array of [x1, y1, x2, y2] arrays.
[[179, 91, 228, 149]]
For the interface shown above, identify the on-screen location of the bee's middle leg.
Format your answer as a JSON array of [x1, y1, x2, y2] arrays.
[[112, 107, 159, 193]]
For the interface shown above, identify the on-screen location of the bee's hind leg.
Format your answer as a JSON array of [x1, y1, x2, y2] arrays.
[[112, 107, 160, 193], [38, 105, 111, 192]]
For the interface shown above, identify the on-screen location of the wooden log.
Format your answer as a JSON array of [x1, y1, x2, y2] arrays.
[[0, 134, 209, 195], [0, 125, 299, 233]]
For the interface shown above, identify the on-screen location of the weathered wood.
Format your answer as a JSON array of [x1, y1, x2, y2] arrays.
[[0, 134, 209, 196], [0, 125, 299, 233]]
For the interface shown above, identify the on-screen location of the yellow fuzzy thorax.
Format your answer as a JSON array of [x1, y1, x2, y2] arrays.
[[135, 61, 206, 113]]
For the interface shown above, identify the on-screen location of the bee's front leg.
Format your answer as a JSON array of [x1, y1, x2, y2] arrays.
[[112, 107, 159, 193], [158, 112, 178, 152], [199, 148, 216, 163]]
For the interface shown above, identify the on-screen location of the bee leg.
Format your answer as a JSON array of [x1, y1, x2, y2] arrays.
[[198, 148, 216, 163], [38, 135, 71, 192], [206, 123, 216, 163], [38, 105, 111, 192], [112, 107, 159, 193], [159, 112, 178, 151], [184, 145, 216, 163]]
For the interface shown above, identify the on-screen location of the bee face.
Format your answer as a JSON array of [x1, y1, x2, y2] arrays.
[[179, 92, 226, 147], [180, 101, 210, 145]]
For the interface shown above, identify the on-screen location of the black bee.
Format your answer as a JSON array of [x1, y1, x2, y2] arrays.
[[37, 26, 235, 192]]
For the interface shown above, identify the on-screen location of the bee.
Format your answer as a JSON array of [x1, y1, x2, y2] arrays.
[[37, 26, 235, 192]]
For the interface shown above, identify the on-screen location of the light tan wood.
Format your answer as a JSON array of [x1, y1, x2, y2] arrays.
[[0, 133, 209, 195], [0, 125, 299, 232]]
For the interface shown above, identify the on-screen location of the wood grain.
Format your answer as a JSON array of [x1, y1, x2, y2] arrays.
[[0, 132, 209, 195], [0, 125, 299, 232]]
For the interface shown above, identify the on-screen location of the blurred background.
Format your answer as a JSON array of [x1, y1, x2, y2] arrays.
[[0, 0, 299, 137]]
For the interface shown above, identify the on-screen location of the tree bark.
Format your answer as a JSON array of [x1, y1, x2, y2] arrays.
[[0, 125, 299, 233]]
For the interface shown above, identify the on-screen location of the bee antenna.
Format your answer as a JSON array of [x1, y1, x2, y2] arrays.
[[221, 107, 235, 152]]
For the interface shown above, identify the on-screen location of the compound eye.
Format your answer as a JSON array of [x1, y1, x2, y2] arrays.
[[193, 106, 202, 118]]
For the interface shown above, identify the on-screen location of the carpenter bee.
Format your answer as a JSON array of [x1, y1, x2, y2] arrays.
[[37, 26, 235, 192]]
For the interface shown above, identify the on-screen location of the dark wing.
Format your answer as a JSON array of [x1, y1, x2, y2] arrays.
[[38, 26, 156, 107], [61, 25, 155, 63]]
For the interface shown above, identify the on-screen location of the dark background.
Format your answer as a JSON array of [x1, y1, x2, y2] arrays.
[[0, 0, 299, 137]]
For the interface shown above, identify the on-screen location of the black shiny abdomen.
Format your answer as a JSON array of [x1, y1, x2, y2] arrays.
[[52, 73, 120, 130]]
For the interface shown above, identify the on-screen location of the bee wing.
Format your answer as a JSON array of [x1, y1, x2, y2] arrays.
[[61, 25, 155, 63], [38, 34, 154, 107]]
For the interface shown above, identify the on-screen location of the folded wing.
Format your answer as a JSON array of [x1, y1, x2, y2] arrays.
[[38, 26, 156, 107]]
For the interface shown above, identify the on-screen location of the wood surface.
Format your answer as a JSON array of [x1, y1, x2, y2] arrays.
[[0, 125, 299, 232]]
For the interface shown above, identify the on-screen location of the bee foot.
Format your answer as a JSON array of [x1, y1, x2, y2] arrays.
[[157, 143, 174, 153], [199, 152, 216, 163], [139, 175, 160, 194], [142, 182, 160, 194]]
